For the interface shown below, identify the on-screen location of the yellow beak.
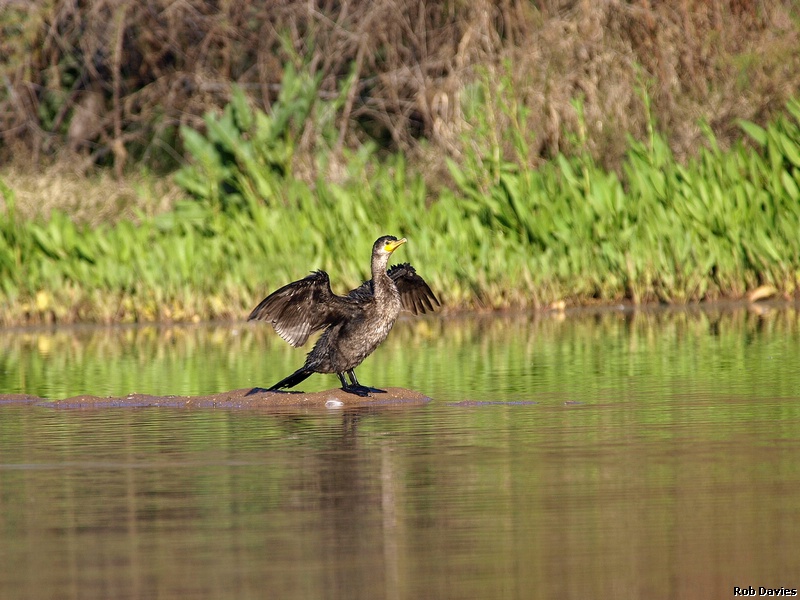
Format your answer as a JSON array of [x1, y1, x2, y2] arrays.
[[385, 238, 407, 253]]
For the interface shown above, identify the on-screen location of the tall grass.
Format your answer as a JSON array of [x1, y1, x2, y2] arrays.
[[1, 77, 800, 325]]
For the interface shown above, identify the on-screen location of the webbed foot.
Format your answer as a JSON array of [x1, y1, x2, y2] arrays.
[[341, 385, 371, 397]]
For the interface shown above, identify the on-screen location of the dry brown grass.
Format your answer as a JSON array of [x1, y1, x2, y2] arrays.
[[0, 165, 179, 224], [1, 0, 799, 185]]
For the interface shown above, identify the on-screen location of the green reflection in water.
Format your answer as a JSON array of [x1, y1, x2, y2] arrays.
[[1, 305, 800, 404], [1, 306, 800, 598]]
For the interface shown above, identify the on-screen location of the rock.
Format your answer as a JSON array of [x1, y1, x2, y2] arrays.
[[0, 387, 431, 410]]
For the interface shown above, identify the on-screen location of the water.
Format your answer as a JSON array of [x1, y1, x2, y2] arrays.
[[2, 306, 800, 598]]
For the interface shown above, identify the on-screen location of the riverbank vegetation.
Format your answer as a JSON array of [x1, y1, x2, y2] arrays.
[[2, 85, 800, 324], [1, 2, 800, 325]]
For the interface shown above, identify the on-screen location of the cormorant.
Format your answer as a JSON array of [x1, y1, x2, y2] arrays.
[[248, 235, 439, 396]]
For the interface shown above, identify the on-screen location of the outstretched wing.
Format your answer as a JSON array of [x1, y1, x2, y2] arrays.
[[247, 271, 354, 347], [348, 263, 439, 315], [388, 263, 440, 314]]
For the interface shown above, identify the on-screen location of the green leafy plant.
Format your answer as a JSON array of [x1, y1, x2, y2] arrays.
[[3, 85, 800, 325]]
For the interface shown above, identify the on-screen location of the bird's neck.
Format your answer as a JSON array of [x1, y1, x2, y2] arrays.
[[371, 256, 392, 300]]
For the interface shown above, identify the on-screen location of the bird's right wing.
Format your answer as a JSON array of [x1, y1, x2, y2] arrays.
[[247, 271, 354, 347]]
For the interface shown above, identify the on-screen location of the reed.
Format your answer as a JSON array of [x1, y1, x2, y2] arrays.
[[4, 1, 800, 181]]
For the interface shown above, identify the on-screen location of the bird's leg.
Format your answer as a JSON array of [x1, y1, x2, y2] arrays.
[[337, 372, 370, 397], [347, 369, 386, 394]]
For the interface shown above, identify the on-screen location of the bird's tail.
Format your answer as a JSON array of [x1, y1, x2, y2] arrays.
[[269, 367, 313, 391]]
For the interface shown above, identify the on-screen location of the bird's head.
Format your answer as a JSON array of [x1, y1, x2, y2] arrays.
[[373, 235, 407, 256]]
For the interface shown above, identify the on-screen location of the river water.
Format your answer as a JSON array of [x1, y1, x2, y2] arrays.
[[1, 305, 799, 598]]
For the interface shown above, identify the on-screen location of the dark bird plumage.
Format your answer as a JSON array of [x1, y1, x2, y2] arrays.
[[248, 236, 438, 396]]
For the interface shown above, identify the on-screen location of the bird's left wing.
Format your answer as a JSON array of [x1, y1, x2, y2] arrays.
[[387, 263, 440, 314]]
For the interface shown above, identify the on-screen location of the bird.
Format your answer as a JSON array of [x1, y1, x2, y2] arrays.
[[247, 235, 439, 396]]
